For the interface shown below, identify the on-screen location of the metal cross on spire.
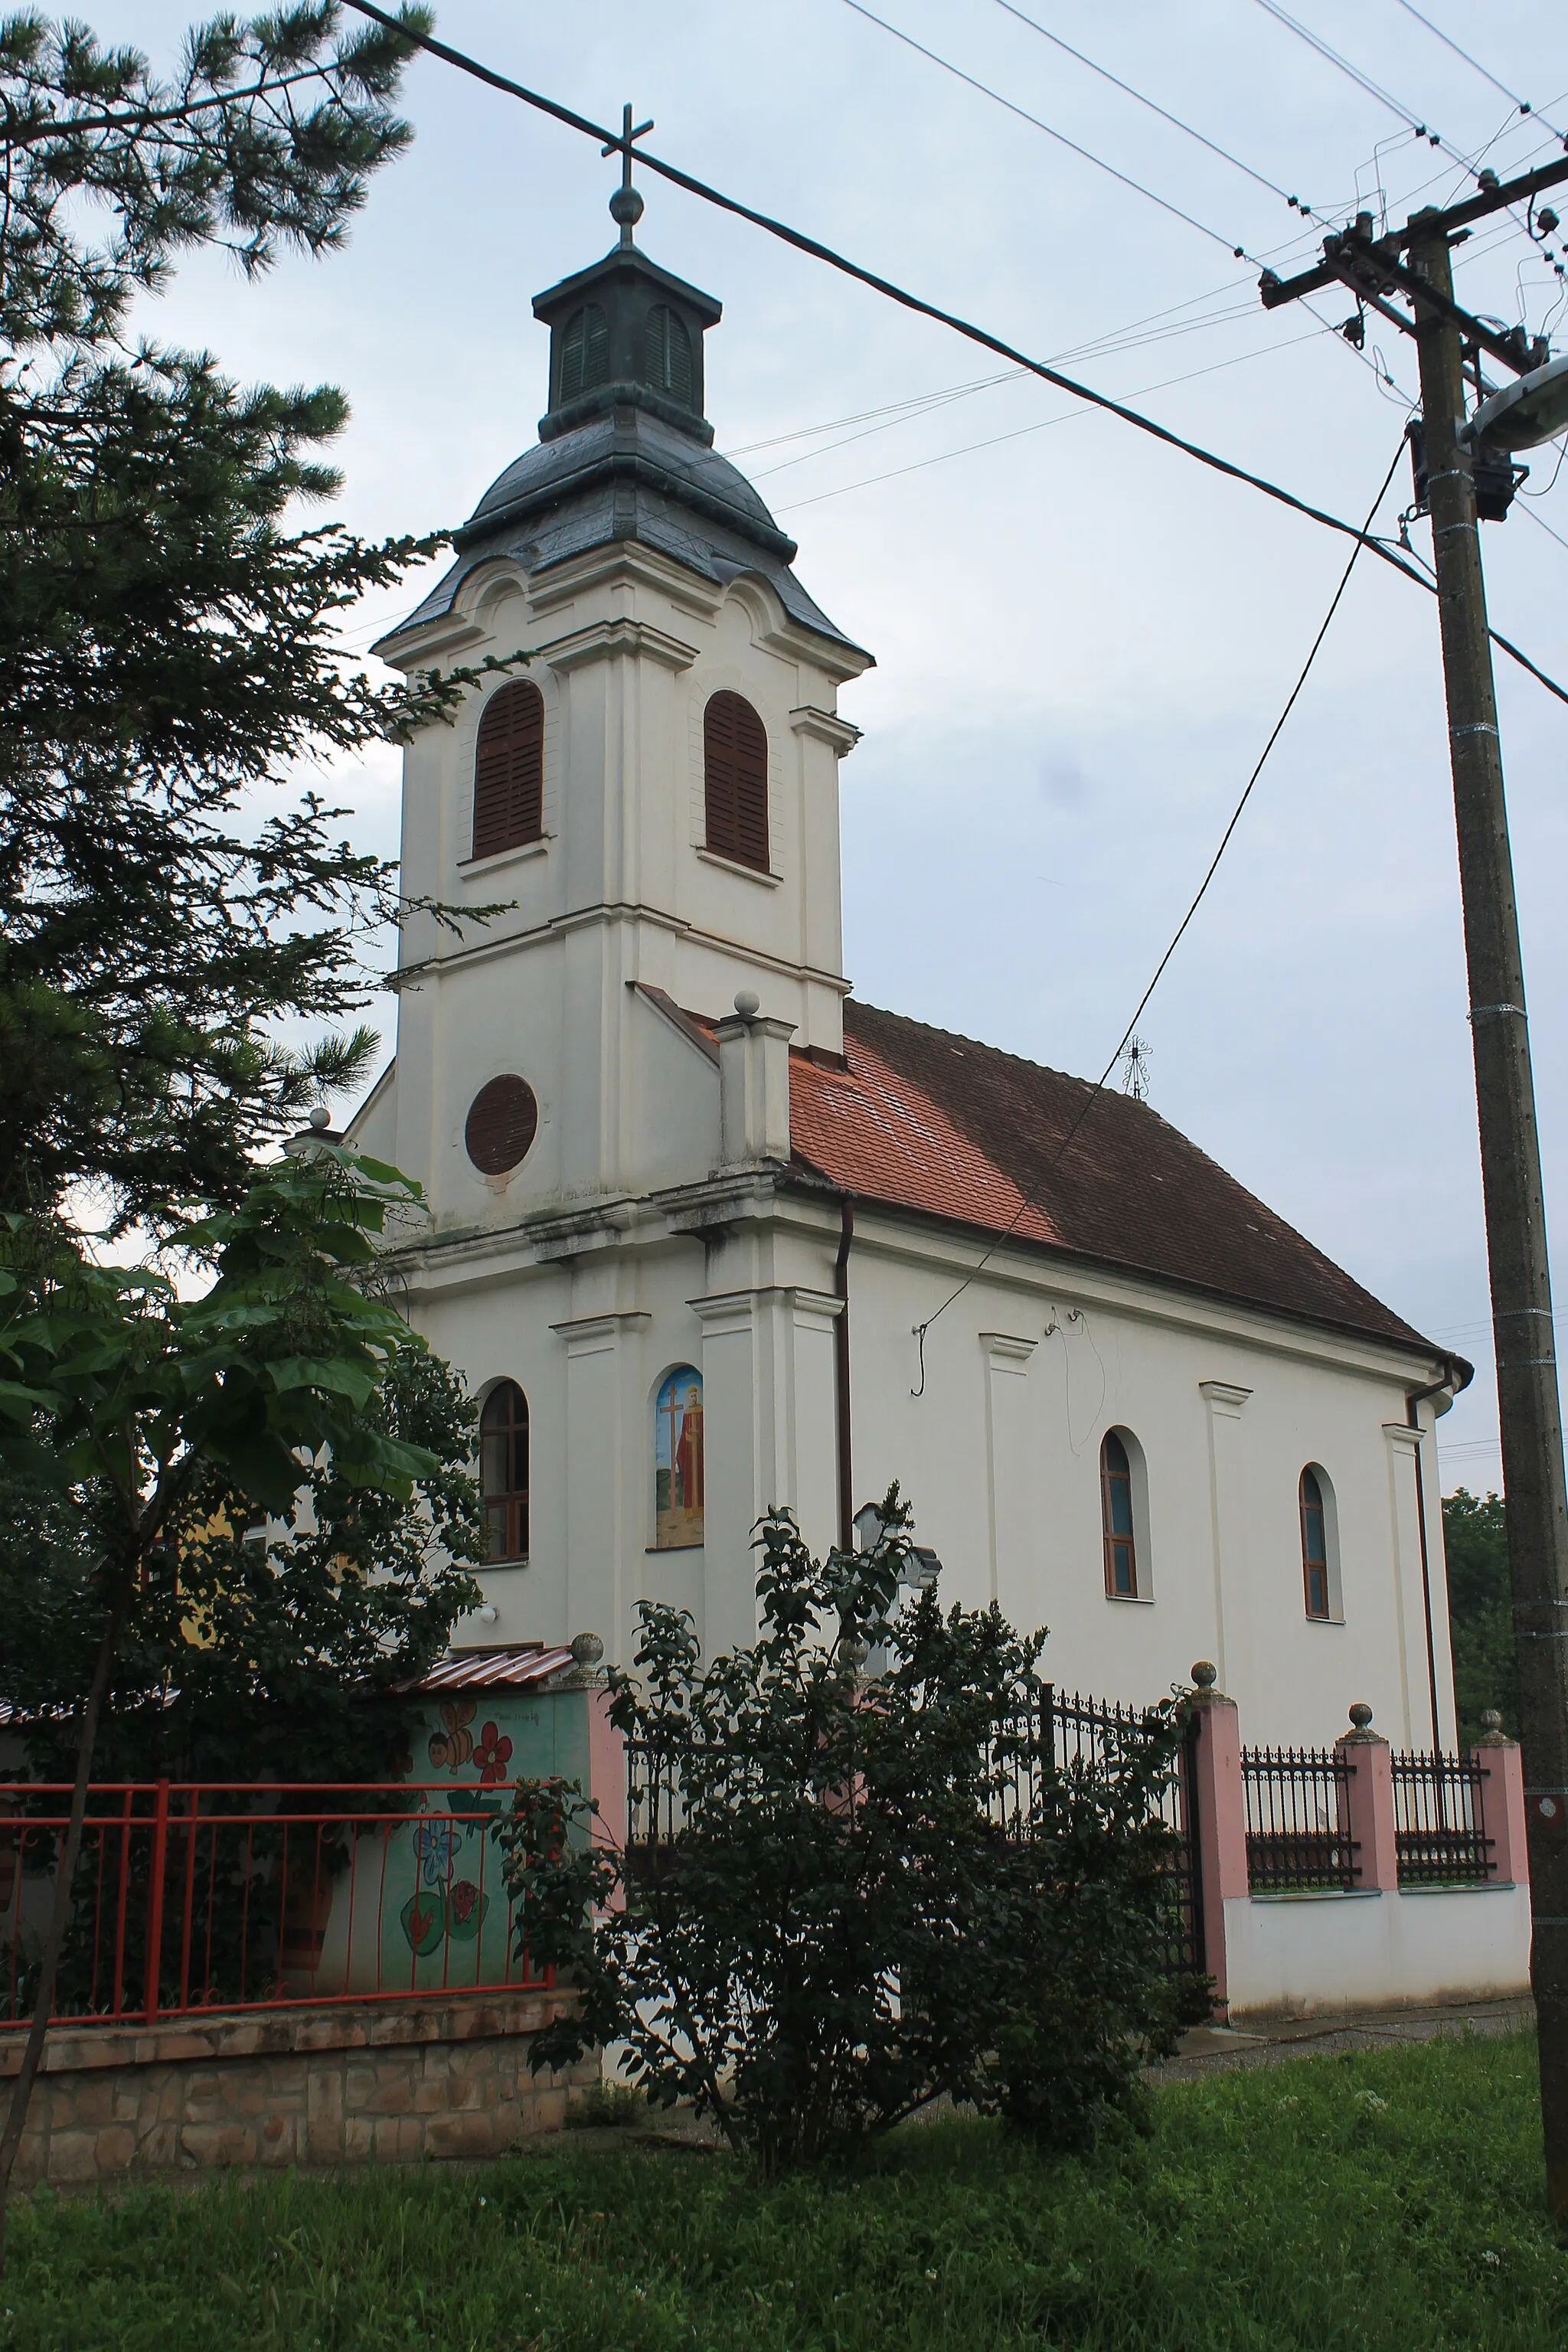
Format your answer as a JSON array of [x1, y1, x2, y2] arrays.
[[603, 101, 654, 247]]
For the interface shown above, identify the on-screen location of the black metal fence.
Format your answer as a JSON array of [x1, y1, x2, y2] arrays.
[[1391, 1752, 1493, 1886], [1036, 1686, 1203, 1977], [1240, 1744, 1360, 1893], [627, 1682, 1204, 1977]]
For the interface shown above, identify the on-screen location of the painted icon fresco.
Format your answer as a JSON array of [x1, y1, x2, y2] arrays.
[[654, 1365, 704, 1547]]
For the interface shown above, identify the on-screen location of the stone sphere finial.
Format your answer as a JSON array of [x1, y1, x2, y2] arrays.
[[609, 182, 644, 230], [570, 1632, 605, 1668], [1191, 1660, 1217, 1690], [733, 988, 760, 1019], [1348, 1700, 1374, 1730], [309, 1104, 332, 1130], [1482, 1709, 1502, 1733]]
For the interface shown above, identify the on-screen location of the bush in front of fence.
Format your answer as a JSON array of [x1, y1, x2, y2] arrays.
[[495, 1492, 1208, 2176]]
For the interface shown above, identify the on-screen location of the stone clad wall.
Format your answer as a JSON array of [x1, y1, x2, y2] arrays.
[[2, 1989, 595, 2189]]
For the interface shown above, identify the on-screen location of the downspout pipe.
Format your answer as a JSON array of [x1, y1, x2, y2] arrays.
[[835, 1197, 854, 1553], [1406, 1352, 1467, 1754]]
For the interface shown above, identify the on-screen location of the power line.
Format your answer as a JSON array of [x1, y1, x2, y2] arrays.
[[776, 325, 1329, 511], [724, 276, 1260, 462], [837, 0, 1250, 258], [988, 0, 1322, 223], [1390, 0, 1567, 145], [907, 437, 1410, 1382], [1250, 0, 1446, 149], [338, 0, 1568, 710], [748, 301, 1263, 482]]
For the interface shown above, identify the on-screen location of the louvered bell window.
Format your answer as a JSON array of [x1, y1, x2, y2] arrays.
[[472, 681, 544, 861], [560, 302, 610, 401], [704, 691, 770, 873], [643, 305, 694, 407]]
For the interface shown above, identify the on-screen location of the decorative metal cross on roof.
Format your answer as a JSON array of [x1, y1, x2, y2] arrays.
[[603, 101, 654, 246]]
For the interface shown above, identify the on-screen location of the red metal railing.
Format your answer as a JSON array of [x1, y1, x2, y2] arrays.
[[0, 1781, 550, 2027]]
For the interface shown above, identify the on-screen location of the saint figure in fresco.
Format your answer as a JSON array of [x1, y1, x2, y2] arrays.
[[655, 1367, 704, 1547]]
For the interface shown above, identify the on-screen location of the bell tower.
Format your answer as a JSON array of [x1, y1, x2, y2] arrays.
[[357, 136, 872, 1238]]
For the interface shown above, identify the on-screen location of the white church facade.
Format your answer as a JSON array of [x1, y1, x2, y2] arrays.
[[350, 198, 1470, 1753]]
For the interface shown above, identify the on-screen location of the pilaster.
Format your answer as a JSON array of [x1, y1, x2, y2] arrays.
[[979, 1333, 1039, 1624], [691, 1284, 843, 1657], [1198, 1380, 1253, 1700], [550, 1309, 649, 1666]]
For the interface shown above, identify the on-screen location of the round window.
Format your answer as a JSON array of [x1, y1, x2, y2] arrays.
[[465, 1075, 538, 1174]]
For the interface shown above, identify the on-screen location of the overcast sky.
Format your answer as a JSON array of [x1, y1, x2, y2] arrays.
[[111, 0, 1568, 1494]]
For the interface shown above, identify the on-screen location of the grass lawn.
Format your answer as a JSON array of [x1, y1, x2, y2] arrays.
[[2, 2029, 1561, 2351]]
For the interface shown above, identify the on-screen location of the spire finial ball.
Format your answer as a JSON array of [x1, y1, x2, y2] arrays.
[[609, 182, 644, 230]]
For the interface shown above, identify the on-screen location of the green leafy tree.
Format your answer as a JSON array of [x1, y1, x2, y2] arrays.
[[3, 1339, 483, 1786], [501, 1496, 1205, 2175], [1442, 1487, 1517, 1750], [0, 5, 519, 1227], [0, 1148, 480, 2255]]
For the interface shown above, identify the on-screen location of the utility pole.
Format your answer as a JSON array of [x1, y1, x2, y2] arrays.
[[1262, 153, 1568, 2213]]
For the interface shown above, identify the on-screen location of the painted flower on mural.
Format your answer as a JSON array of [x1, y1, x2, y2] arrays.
[[446, 1877, 490, 1942], [474, 1721, 514, 1785], [413, 1814, 462, 1886]]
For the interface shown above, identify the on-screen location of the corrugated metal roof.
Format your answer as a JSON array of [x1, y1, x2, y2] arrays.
[[391, 1645, 577, 1696]]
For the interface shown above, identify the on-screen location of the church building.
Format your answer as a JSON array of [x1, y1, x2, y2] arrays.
[[351, 184, 1470, 1752]]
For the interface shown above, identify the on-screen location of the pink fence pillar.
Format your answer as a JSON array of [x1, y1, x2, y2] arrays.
[[1185, 1666, 1250, 2019], [585, 1679, 628, 1914], [1473, 1719, 1529, 1886], [1335, 1706, 1399, 1891]]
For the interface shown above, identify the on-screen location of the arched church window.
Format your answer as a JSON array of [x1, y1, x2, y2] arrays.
[[1300, 1466, 1332, 1619], [472, 680, 544, 861], [1101, 1429, 1138, 1599], [480, 1381, 529, 1563], [654, 1367, 704, 1548], [643, 304, 694, 406], [704, 692, 769, 873], [560, 302, 609, 400]]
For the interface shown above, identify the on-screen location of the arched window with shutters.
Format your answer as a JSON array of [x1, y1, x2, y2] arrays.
[[560, 302, 609, 401], [1100, 1429, 1139, 1599], [472, 681, 544, 861], [479, 1381, 529, 1563], [703, 691, 770, 873], [643, 305, 694, 406], [1300, 1465, 1339, 1620]]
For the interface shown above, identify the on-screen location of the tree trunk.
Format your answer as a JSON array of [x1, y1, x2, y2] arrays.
[[0, 1580, 127, 2270]]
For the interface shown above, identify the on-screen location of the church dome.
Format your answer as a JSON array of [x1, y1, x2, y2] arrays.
[[377, 207, 868, 662]]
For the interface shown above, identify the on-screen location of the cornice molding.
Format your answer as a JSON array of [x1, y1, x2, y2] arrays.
[[541, 616, 698, 675]]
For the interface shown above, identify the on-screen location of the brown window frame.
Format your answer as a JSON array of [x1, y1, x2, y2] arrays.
[[472, 681, 544, 861], [479, 1380, 529, 1564], [703, 691, 770, 873], [1300, 1466, 1331, 1620], [1100, 1429, 1138, 1599]]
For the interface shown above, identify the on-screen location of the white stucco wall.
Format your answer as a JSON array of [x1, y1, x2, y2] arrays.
[[1223, 1886, 1531, 2020]]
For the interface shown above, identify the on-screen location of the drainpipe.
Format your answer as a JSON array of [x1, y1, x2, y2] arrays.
[[1406, 1356, 1461, 1754], [835, 1197, 854, 1552]]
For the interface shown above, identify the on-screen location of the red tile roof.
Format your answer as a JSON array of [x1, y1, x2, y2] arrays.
[[789, 1001, 1434, 1358]]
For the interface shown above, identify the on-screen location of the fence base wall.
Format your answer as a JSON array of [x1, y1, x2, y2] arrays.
[[0, 1990, 596, 2190], [1223, 1883, 1532, 2024]]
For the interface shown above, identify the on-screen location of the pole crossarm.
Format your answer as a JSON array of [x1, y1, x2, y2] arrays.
[[1259, 153, 1568, 314], [1324, 237, 1546, 376]]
